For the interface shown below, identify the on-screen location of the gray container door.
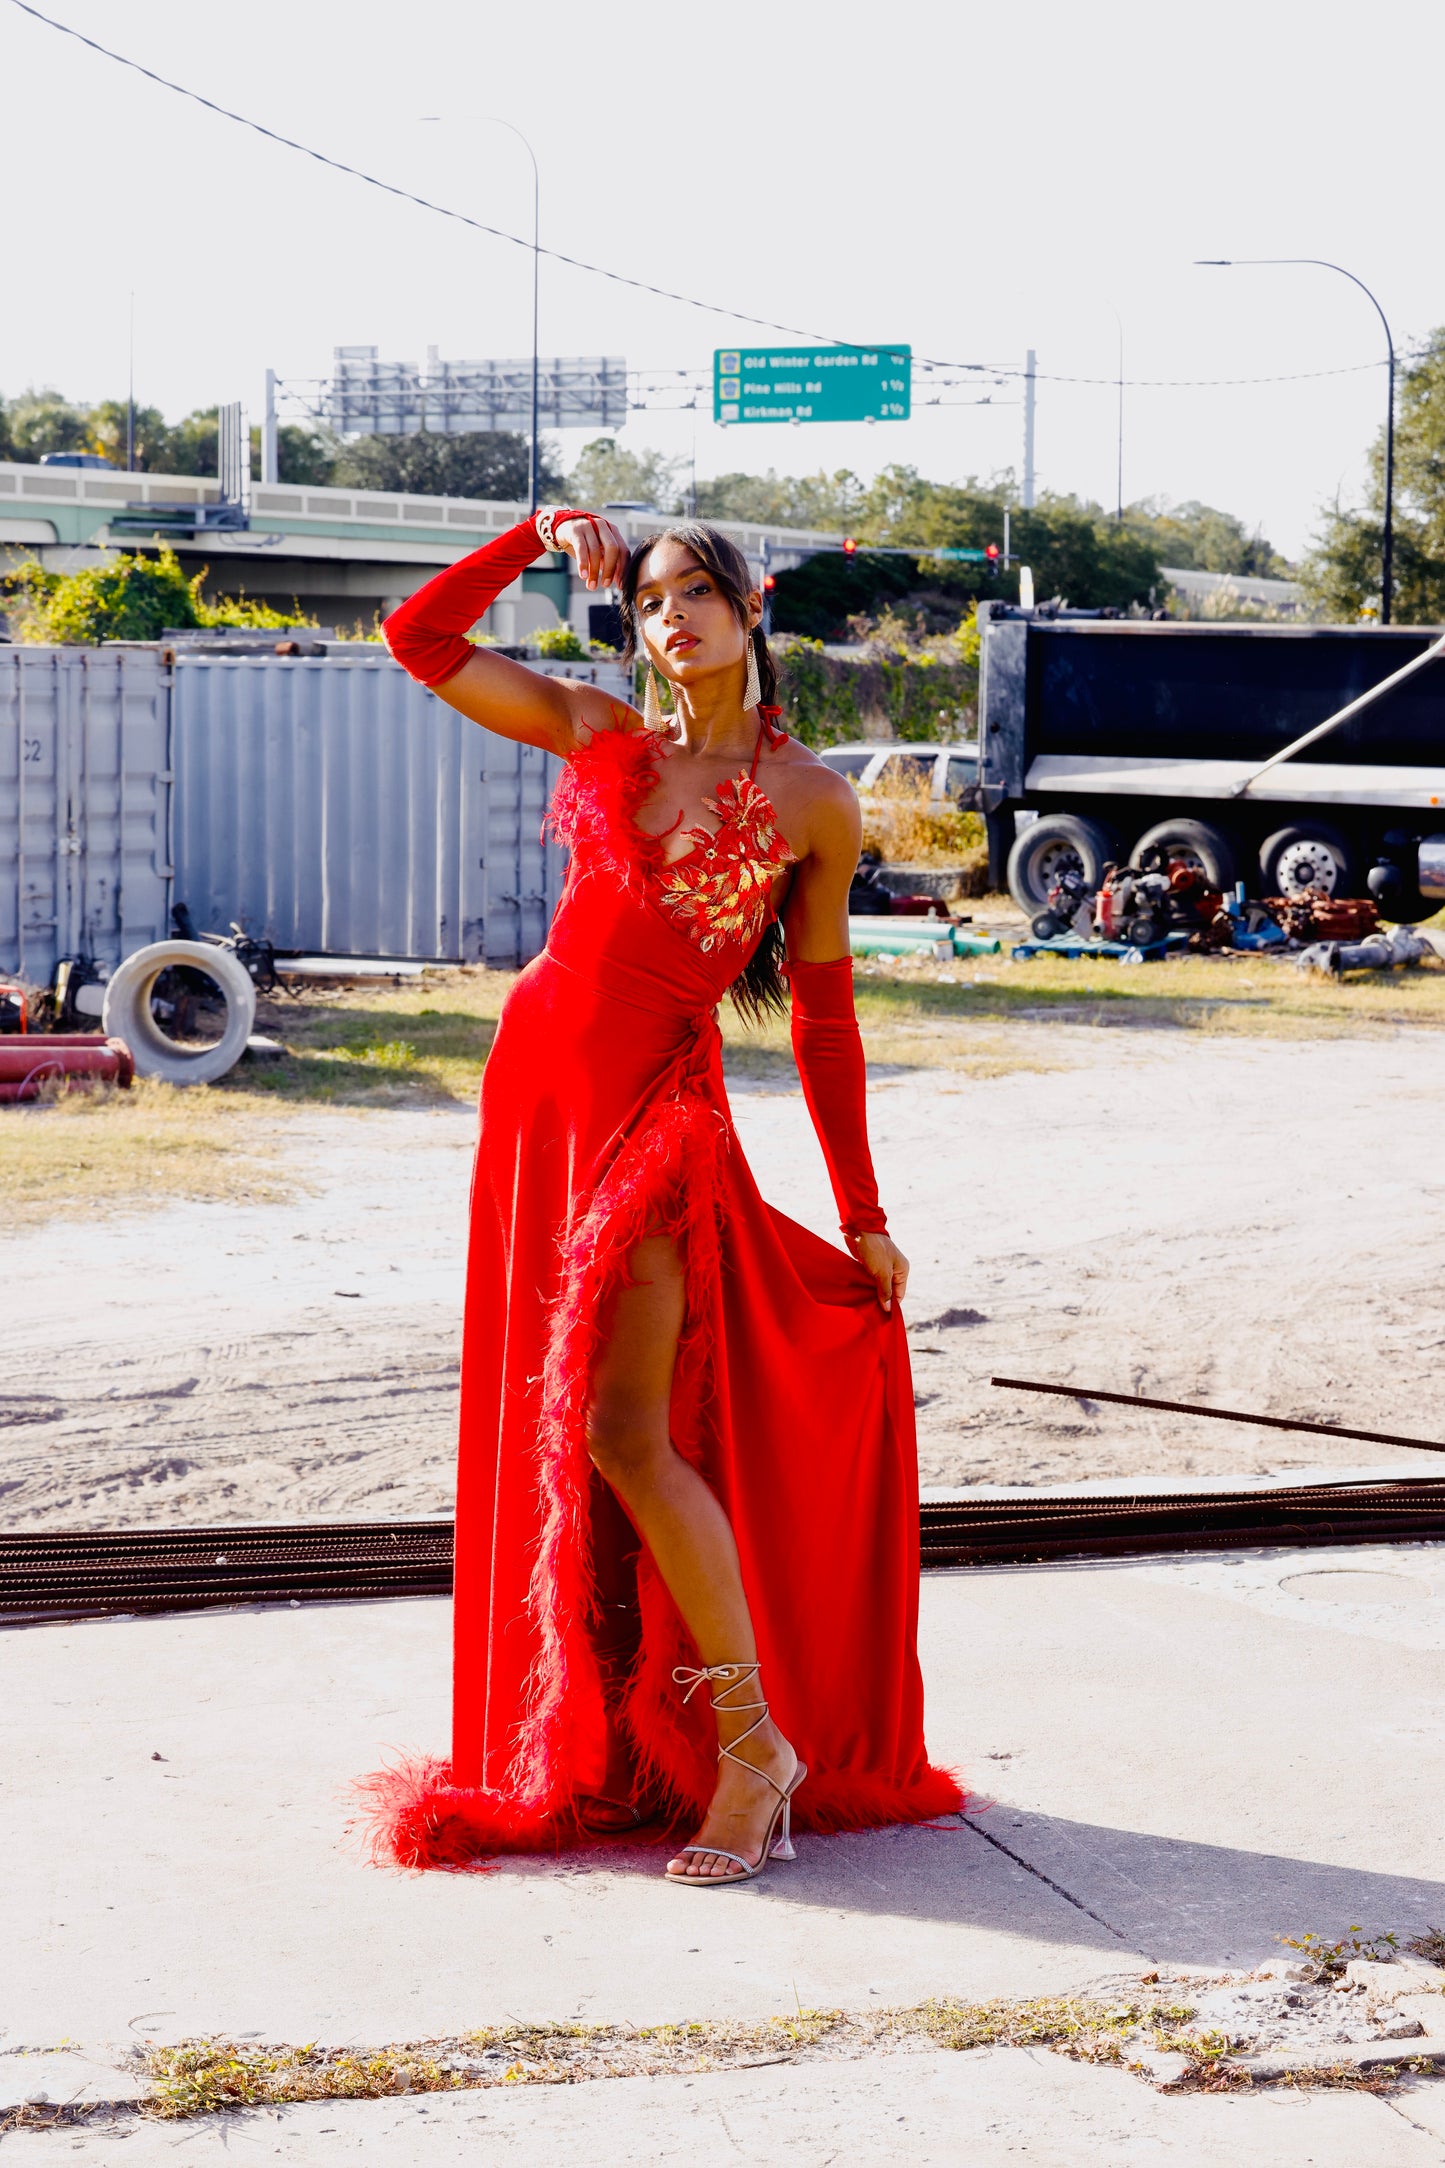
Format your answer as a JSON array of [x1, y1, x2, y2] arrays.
[[0, 648, 172, 983], [172, 651, 565, 962], [468, 733, 567, 967]]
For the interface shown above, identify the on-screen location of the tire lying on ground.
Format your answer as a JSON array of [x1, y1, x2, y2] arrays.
[[1006, 814, 1118, 914], [1129, 816, 1238, 892], [101, 940, 257, 1086], [1259, 822, 1358, 899]]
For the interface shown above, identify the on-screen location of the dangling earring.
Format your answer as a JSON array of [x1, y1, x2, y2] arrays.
[[643, 665, 670, 735], [743, 632, 762, 713]]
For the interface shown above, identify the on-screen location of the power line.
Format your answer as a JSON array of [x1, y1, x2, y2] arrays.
[[5, 0, 883, 350], [2, 2, 1407, 398]]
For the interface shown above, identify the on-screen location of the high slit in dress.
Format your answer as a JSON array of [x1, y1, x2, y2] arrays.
[[360, 719, 961, 1867]]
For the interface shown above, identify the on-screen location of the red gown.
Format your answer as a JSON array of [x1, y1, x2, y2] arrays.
[[362, 720, 961, 1867]]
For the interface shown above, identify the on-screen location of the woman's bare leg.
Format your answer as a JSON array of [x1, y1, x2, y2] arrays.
[[586, 1234, 796, 1880]]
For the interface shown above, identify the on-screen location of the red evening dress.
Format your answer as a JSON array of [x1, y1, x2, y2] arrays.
[[362, 682, 960, 1876]]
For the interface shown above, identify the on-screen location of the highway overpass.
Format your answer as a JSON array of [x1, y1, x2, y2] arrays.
[[0, 461, 839, 641]]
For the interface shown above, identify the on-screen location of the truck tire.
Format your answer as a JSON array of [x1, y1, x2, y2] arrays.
[[1130, 817, 1238, 892], [1006, 814, 1117, 914], [1259, 823, 1358, 899], [102, 940, 257, 1086]]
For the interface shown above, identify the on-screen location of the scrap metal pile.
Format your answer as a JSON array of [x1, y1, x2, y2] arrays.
[[1021, 845, 1439, 971]]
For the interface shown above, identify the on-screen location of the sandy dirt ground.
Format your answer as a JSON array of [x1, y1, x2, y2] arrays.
[[5, 1023, 1445, 1529]]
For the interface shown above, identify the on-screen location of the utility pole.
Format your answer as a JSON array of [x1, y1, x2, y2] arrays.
[[1022, 349, 1036, 510], [126, 292, 135, 472], [262, 368, 279, 485], [419, 115, 541, 511], [1113, 314, 1124, 521]]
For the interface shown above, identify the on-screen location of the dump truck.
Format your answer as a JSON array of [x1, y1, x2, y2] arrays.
[[976, 606, 1445, 921]]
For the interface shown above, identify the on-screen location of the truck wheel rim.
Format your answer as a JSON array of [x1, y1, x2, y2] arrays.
[[1276, 840, 1340, 895], [1035, 841, 1087, 886]]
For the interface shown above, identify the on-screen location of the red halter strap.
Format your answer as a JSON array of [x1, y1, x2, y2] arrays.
[[750, 706, 788, 777]]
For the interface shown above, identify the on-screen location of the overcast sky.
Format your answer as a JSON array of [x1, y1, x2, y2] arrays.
[[3, 0, 1439, 559]]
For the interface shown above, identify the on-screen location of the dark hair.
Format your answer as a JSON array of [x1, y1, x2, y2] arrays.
[[619, 522, 779, 706], [619, 524, 787, 1027]]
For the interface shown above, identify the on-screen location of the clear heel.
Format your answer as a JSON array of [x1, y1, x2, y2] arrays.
[[666, 1662, 807, 1887]]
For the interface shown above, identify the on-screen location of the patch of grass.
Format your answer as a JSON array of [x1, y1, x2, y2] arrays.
[[8, 924, 1443, 1225], [233, 965, 515, 1105], [1405, 1927, 1445, 1967], [916, 1994, 1195, 2064], [136, 1974, 1445, 2121], [718, 981, 1061, 1083], [853, 943, 1445, 1039], [146, 2040, 473, 2118], [0, 967, 513, 1221], [145, 2016, 847, 2115], [0, 1080, 287, 1224]]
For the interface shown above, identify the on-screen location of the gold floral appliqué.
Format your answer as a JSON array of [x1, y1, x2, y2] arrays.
[[656, 774, 795, 952]]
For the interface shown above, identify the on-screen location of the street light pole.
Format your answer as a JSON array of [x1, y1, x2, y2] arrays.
[[1196, 257, 1396, 623], [420, 114, 542, 512]]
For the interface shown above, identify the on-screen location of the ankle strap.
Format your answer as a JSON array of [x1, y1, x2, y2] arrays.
[[672, 1661, 761, 1709], [673, 1662, 789, 1801]]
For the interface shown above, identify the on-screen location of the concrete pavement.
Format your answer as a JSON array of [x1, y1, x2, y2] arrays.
[[5, 1539, 1445, 2154]]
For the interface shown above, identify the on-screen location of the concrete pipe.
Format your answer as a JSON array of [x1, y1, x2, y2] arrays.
[[101, 941, 257, 1086]]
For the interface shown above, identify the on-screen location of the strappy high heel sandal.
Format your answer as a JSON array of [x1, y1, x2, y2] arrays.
[[666, 1662, 807, 1887]]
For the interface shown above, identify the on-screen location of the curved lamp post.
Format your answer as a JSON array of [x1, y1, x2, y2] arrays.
[[421, 114, 541, 512], [1196, 258, 1396, 623]]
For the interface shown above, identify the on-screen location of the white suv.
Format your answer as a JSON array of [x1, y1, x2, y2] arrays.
[[817, 742, 979, 804]]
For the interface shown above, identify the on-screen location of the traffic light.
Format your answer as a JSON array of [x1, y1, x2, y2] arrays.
[[762, 573, 776, 592], [985, 542, 1001, 578], [842, 536, 858, 558]]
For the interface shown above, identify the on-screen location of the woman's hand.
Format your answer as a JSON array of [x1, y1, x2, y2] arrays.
[[554, 512, 631, 592], [854, 1230, 909, 1313]]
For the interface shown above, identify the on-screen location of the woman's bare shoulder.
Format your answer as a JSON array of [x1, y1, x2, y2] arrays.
[[767, 741, 860, 853]]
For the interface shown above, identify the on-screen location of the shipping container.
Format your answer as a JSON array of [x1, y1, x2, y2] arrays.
[[3, 645, 633, 979], [0, 648, 172, 982], [170, 650, 629, 964]]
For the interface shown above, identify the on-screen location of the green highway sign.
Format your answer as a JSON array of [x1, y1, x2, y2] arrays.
[[714, 345, 911, 426], [934, 547, 990, 562]]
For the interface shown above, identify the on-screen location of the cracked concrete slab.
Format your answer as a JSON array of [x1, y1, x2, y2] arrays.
[[8, 2052, 1445, 2165]]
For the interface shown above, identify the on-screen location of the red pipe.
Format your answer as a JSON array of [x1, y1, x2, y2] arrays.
[[0, 1035, 135, 1102]]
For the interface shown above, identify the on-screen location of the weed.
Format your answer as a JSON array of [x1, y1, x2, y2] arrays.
[[857, 769, 987, 871], [1277, 1927, 1400, 1977]]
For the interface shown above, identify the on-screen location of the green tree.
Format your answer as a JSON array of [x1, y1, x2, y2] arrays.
[[694, 467, 861, 529], [769, 467, 1163, 634], [5, 387, 98, 461], [1124, 496, 1289, 578], [566, 436, 682, 510], [88, 400, 177, 471], [271, 424, 338, 486], [332, 429, 559, 500], [770, 549, 920, 638], [1300, 329, 1445, 622]]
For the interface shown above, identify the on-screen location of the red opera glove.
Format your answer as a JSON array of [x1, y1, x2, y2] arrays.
[[785, 957, 888, 1242], [383, 510, 594, 688]]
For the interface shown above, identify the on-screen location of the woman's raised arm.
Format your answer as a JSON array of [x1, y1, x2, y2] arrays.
[[383, 509, 635, 757]]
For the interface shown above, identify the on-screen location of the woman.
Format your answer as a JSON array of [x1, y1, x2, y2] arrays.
[[366, 506, 960, 1883]]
